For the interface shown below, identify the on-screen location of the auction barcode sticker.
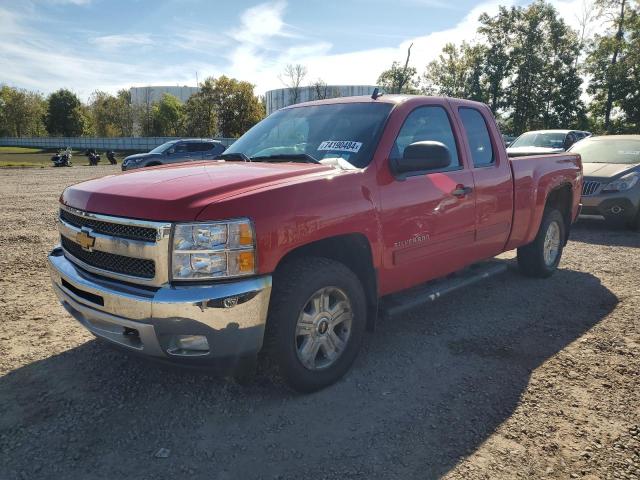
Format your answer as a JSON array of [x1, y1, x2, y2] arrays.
[[318, 140, 362, 153]]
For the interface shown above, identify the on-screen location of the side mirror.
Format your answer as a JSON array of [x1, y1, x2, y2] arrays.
[[167, 148, 175, 155], [390, 141, 452, 179]]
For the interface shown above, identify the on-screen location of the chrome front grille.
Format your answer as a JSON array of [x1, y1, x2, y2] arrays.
[[57, 205, 172, 286], [61, 236, 156, 279], [582, 181, 601, 196], [60, 208, 158, 242]]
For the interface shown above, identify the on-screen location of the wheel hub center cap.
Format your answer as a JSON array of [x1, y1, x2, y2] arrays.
[[317, 318, 330, 335]]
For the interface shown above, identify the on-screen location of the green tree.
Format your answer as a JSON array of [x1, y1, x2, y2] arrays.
[[209, 76, 264, 137], [182, 76, 264, 138], [477, 6, 517, 112], [585, 0, 638, 132], [88, 89, 134, 137], [0, 86, 47, 137], [479, 1, 585, 132], [182, 79, 218, 137], [620, 8, 640, 130], [46, 89, 85, 136], [153, 93, 184, 136], [377, 44, 419, 94], [422, 42, 487, 102]]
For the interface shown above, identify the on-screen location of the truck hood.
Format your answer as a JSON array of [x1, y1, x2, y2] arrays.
[[507, 146, 565, 157], [61, 161, 336, 221], [583, 162, 640, 178]]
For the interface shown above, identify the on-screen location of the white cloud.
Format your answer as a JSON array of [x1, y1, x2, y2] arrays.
[[226, 0, 511, 93], [91, 33, 154, 50], [44, 0, 92, 5]]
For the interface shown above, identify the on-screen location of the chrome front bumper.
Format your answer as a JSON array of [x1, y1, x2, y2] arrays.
[[48, 247, 272, 363]]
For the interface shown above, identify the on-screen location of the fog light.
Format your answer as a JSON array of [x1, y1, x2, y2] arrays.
[[167, 335, 209, 355], [610, 205, 623, 214]]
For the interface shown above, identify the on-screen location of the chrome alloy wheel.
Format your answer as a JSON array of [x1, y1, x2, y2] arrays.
[[543, 220, 561, 266], [295, 287, 353, 370]]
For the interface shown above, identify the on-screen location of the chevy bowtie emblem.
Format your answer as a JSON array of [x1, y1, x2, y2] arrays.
[[76, 229, 96, 251]]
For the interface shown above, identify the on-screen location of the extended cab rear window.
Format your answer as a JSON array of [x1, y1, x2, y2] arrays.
[[223, 102, 393, 168], [459, 107, 495, 167]]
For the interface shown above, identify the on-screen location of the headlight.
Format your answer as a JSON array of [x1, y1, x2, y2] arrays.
[[602, 172, 639, 192], [171, 219, 256, 280]]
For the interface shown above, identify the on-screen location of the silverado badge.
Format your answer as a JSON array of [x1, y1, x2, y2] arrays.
[[75, 229, 96, 251]]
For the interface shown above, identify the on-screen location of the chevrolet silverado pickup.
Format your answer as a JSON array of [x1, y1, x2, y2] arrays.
[[48, 95, 582, 392]]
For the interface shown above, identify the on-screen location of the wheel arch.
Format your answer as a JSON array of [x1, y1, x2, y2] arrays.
[[273, 233, 379, 331], [544, 183, 573, 244]]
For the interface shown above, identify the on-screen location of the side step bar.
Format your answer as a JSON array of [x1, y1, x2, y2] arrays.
[[380, 259, 509, 318]]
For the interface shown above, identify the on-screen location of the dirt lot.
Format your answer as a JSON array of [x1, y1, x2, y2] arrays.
[[0, 165, 638, 480]]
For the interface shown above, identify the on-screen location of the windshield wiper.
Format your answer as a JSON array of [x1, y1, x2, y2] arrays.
[[250, 153, 321, 164], [217, 152, 251, 162]]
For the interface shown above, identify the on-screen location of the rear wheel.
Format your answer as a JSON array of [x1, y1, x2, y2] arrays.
[[517, 209, 565, 278], [265, 257, 366, 392]]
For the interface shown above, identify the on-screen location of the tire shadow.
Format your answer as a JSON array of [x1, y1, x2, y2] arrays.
[[0, 267, 618, 480]]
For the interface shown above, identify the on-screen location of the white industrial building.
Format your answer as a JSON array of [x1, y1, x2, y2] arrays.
[[130, 86, 200, 106], [265, 85, 378, 115]]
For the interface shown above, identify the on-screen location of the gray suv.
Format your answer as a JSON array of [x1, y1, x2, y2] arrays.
[[571, 135, 640, 230], [122, 139, 226, 171]]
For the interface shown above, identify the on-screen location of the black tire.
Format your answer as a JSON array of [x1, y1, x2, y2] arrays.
[[517, 209, 565, 278], [265, 257, 367, 393], [626, 210, 640, 231]]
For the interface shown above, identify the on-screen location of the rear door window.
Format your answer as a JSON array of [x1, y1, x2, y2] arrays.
[[459, 108, 494, 167], [391, 106, 460, 169], [172, 143, 188, 154], [186, 143, 203, 153]]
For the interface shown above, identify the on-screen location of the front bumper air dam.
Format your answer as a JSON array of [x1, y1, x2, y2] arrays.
[[48, 247, 272, 368], [581, 193, 640, 222]]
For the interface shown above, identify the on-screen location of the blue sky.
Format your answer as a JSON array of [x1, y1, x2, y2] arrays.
[[0, 0, 587, 100]]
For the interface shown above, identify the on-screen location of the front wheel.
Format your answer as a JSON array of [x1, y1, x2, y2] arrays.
[[265, 257, 367, 392], [517, 209, 565, 278]]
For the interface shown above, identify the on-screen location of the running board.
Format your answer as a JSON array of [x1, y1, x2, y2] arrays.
[[380, 259, 509, 318]]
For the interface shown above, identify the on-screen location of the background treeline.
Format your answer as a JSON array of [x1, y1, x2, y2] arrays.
[[377, 0, 639, 134], [0, 76, 265, 139]]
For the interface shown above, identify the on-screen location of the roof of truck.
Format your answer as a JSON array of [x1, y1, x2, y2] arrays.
[[283, 94, 488, 110]]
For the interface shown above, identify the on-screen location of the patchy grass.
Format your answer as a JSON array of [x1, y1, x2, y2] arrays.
[[0, 147, 143, 168], [0, 152, 53, 167], [0, 161, 45, 168], [0, 147, 45, 154]]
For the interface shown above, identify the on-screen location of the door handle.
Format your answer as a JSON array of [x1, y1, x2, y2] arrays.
[[452, 184, 473, 197]]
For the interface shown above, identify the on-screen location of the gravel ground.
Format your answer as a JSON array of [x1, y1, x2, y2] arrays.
[[0, 165, 638, 480]]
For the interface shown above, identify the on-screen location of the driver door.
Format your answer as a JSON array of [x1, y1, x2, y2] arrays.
[[378, 104, 477, 294]]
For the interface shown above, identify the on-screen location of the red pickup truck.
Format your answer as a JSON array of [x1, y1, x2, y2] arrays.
[[48, 95, 582, 392]]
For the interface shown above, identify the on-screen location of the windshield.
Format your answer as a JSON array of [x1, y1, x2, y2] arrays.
[[224, 102, 393, 168], [511, 132, 566, 149], [149, 140, 178, 154], [569, 138, 640, 164]]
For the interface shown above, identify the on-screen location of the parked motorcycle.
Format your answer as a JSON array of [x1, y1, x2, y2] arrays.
[[85, 149, 101, 166], [106, 150, 117, 165], [51, 148, 72, 167]]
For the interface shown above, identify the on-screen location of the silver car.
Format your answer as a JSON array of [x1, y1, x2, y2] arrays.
[[507, 129, 590, 157], [570, 135, 640, 230]]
